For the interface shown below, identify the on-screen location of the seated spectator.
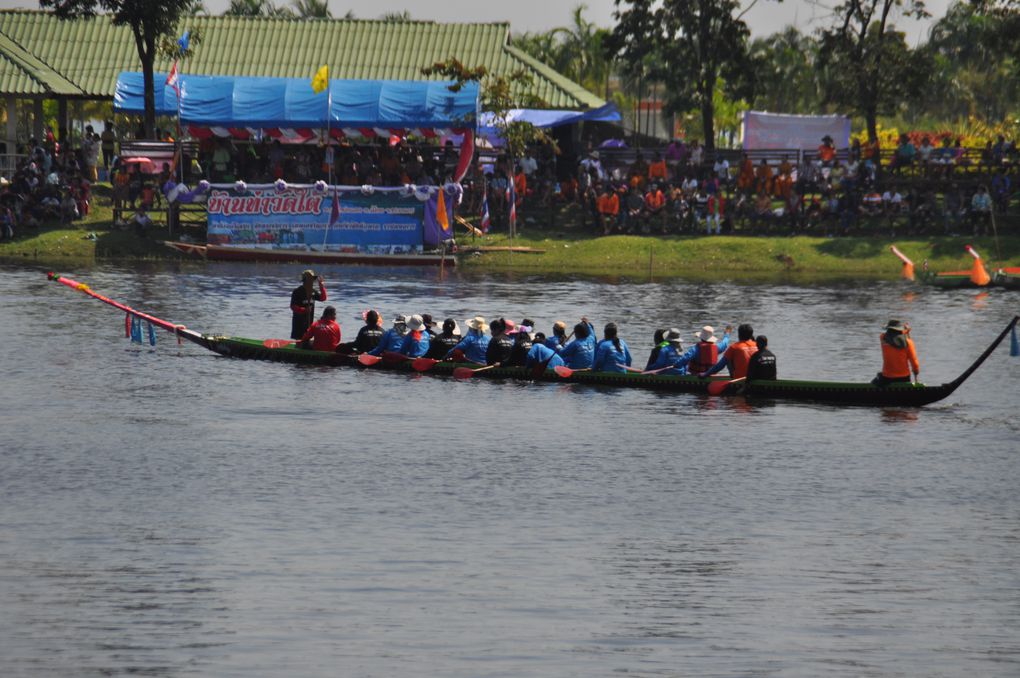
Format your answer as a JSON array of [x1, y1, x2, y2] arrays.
[[754, 159, 772, 195], [970, 185, 992, 236], [893, 134, 916, 172], [131, 205, 153, 234], [713, 155, 730, 188], [0, 204, 14, 239], [991, 170, 1011, 213], [736, 153, 754, 194], [596, 184, 619, 235], [917, 136, 934, 171], [818, 135, 837, 166], [643, 183, 667, 233], [648, 152, 668, 183], [882, 186, 905, 219], [751, 191, 773, 232]]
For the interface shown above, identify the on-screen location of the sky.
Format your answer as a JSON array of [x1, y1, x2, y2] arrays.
[[0, 0, 952, 44]]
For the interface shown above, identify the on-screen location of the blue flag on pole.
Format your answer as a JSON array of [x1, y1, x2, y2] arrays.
[[178, 31, 190, 54], [1010, 322, 1019, 357]]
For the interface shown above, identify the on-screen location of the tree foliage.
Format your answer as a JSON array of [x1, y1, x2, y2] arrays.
[[513, 5, 613, 99], [40, 0, 195, 138], [605, 0, 756, 150], [817, 0, 931, 142]]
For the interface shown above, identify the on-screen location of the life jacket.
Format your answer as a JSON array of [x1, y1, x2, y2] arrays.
[[690, 341, 718, 374], [880, 334, 917, 378], [355, 325, 383, 352], [726, 340, 758, 379], [644, 190, 665, 210], [486, 334, 515, 365]]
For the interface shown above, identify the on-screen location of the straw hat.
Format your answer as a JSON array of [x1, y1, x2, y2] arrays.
[[695, 325, 717, 343], [466, 316, 488, 333]]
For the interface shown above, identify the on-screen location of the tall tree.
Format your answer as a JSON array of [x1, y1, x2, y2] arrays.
[[817, 0, 930, 142], [40, 0, 195, 138], [514, 5, 613, 98], [606, 0, 755, 151], [749, 27, 823, 114]]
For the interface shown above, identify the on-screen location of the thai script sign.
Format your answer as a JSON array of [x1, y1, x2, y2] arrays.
[[207, 187, 425, 254]]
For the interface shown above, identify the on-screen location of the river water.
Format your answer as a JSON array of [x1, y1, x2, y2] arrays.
[[1, 260, 1018, 677]]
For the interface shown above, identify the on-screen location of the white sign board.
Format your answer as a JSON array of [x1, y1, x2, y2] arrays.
[[741, 111, 852, 150]]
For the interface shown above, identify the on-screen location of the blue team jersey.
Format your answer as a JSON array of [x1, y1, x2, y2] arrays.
[[593, 338, 632, 373], [559, 333, 596, 369], [369, 328, 407, 355], [526, 342, 564, 369], [445, 331, 490, 364], [397, 331, 430, 358]]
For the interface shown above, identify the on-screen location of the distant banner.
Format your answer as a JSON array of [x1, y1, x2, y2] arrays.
[[741, 111, 851, 150], [206, 187, 425, 254]]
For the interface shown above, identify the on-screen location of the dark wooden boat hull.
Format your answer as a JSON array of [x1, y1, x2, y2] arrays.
[[198, 336, 961, 407], [47, 273, 1020, 409]]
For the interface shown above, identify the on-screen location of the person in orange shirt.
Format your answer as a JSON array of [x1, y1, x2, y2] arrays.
[[647, 151, 668, 183], [736, 153, 755, 193], [818, 135, 837, 166], [596, 185, 619, 235], [872, 319, 919, 386], [513, 166, 527, 205], [773, 170, 793, 200], [643, 183, 667, 233], [699, 323, 758, 379], [754, 159, 773, 195]]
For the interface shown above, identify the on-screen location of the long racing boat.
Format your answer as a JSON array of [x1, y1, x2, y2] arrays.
[[48, 273, 1019, 408]]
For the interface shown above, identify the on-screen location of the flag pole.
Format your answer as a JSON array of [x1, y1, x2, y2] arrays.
[[326, 65, 332, 187]]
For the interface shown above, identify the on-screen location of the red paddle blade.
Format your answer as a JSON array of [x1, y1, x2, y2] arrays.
[[553, 365, 573, 378], [706, 380, 730, 396], [453, 366, 475, 379], [358, 354, 382, 366], [411, 358, 438, 372], [262, 339, 295, 349]]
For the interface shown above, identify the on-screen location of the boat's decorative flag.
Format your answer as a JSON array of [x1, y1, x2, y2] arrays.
[[436, 187, 451, 235], [480, 192, 491, 234], [311, 65, 329, 94], [165, 61, 180, 99], [127, 315, 156, 346], [177, 30, 190, 54], [452, 129, 474, 183], [1011, 323, 1019, 357]]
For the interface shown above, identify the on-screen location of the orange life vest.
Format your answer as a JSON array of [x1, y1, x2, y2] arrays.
[[880, 334, 918, 378], [690, 341, 718, 374], [644, 190, 665, 210], [725, 340, 758, 379]]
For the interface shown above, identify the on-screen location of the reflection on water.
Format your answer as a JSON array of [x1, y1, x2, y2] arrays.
[[1, 261, 1019, 677]]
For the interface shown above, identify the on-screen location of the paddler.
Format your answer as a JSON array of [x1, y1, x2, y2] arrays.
[[368, 314, 409, 356], [485, 318, 515, 365], [593, 322, 632, 373], [646, 328, 691, 374], [685, 325, 732, 375], [746, 335, 777, 380], [871, 319, 919, 386], [526, 332, 565, 370], [445, 316, 490, 363], [350, 309, 384, 353], [290, 269, 327, 340], [699, 323, 758, 379], [545, 321, 569, 351], [394, 314, 430, 358], [426, 318, 462, 360], [504, 319, 535, 367], [298, 305, 341, 352], [558, 318, 596, 369]]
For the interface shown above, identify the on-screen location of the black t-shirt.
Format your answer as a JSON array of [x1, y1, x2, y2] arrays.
[[354, 325, 384, 353], [290, 285, 324, 339], [504, 335, 533, 367], [426, 333, 460, 360], [746, 348, 777, 381], [485, 334, 514, 366]]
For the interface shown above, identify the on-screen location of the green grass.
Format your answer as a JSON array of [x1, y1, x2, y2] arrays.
[[460, 231, 1020, 280], [4, 187, 1018, 280]]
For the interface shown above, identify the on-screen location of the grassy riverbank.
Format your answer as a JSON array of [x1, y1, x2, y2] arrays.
[[460, 231, 1020, 280], [3, 200, 1018, 279]]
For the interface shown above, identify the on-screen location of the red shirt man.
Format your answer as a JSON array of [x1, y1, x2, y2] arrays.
[[300, 306, 342, 351]]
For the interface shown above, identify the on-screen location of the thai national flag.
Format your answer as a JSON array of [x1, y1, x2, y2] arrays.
[[506, 180, 516, 232], [166, 61, 180, 99], [480, 192, 490, 234]]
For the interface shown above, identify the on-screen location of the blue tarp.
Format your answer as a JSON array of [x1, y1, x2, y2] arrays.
[[114, 73, 479, 129], [478, 103, 620, 134]]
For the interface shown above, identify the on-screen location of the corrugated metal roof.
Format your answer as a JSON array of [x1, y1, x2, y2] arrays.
[[0, 11, 605, 109]]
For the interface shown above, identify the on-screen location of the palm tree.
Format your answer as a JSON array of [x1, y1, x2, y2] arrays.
[[224, 0, 293, 17], [292, 0, 331, 18], [380, 11, 412, 22]]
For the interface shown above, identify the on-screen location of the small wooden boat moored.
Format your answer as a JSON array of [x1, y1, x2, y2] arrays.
[[47, 273, 1019, 408]]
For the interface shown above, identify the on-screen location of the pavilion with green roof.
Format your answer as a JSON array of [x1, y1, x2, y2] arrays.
[[0, 10, 605, 158]]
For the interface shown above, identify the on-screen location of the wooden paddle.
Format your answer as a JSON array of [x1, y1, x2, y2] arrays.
[[707, 376, 745, 396], [263, 339, 295, 349], [411, 357, 438, 372], [453, 363, 499, 379], [553, 365, 591, 378]]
